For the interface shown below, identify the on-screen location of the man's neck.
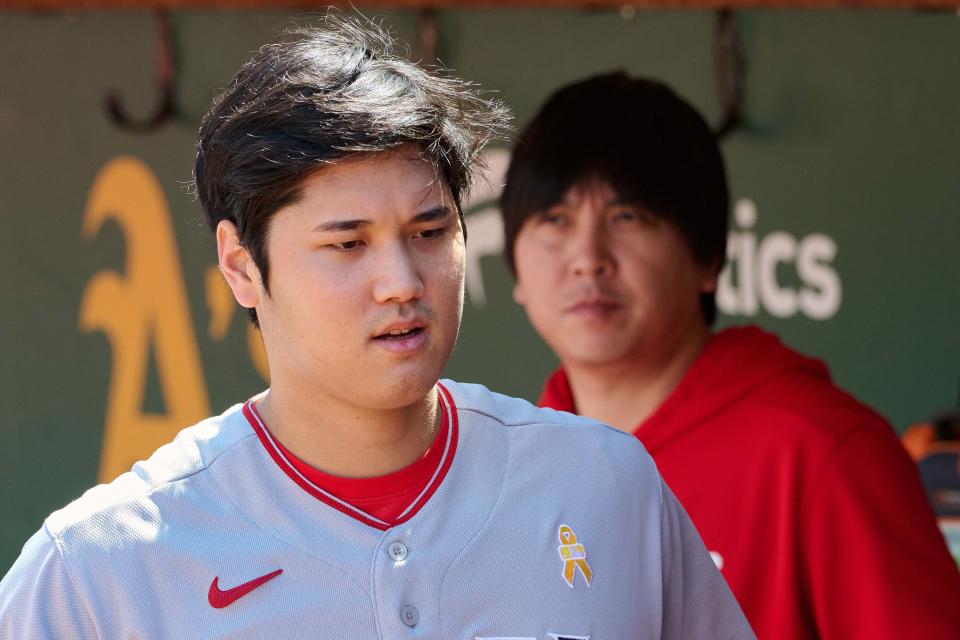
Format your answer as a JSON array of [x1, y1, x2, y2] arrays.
[[255, 380, 440, 478], [565, 327, 710, 434]]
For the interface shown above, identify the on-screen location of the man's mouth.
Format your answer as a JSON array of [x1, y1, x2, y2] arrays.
[[376, 327, 424, 340], [372, 324, 428, 354], [566, 297, 621, 312], [564, 297, 624, 322]]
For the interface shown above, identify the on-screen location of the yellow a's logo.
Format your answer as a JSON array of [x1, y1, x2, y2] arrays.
[[557, 524, 592, 588], [80, 157, 210, 483]]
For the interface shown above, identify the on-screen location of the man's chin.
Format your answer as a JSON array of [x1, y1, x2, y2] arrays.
[[369, 365, 444, 408], [560, 339, 640, 370]]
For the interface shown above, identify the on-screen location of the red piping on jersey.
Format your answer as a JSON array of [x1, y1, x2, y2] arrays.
[[242, 383, 458, 531], [396, 382, 458, 522]]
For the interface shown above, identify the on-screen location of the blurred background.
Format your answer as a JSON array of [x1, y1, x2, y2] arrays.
[[1, 0, 958, 574]]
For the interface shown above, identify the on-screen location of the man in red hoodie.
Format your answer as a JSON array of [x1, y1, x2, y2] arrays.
[[500, 72, 960, 639]]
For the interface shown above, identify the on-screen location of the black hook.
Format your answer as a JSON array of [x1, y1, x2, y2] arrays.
[[104, 9, 176, 133], [715, 9, 744, 140], [416, 8, 440, 68]]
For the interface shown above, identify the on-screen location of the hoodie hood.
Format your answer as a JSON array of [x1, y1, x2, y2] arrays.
[[539, 325, 831, 447]]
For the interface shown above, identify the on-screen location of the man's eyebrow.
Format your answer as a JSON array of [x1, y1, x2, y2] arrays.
[[411, 206, 453, 224], [609, 197, 650, 209], [312, 206, 452, 233], [313, 219, 371, 233]]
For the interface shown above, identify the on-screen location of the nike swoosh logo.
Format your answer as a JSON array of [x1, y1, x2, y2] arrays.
[[208, 569, 283, 609]]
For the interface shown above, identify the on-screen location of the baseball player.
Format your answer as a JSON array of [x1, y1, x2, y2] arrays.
[[0, 16, 753, 639]]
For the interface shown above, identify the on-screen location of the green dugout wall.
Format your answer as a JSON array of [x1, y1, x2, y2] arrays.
[[1, 7, 958, 572]]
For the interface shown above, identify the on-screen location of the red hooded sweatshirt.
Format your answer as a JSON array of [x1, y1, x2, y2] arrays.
[[540, 326, 960, 639]]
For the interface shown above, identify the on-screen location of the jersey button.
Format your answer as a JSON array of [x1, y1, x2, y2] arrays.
[[400, 604, 419, 628], [388, 542, 409, 562]]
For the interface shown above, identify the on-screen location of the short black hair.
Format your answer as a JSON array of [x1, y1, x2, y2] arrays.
[[195, 14, 508, 325], [500, 72, 728, 324]]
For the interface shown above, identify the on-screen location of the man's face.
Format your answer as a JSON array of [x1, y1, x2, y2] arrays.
[[512, 180, 717, 371], [242, 148, 465, 412]]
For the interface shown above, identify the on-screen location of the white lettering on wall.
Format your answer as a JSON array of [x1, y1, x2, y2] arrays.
[[718, 198, 842, 320], [797, 233, 841, 320], [463, 148, 511, 306]]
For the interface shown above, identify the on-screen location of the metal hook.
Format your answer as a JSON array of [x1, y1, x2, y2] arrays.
[[715, 9, 744, 140], [104, 9, 176, 133], [416, 8, 440, 68]]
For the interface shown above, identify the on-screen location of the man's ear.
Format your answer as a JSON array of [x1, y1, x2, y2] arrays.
[[699, 255, 724, 294], [216, 220, 263, 309], [699, 269, 720, 295], [512, 280, 527, 306]]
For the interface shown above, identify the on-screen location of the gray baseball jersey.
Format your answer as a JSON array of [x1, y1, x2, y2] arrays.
[[0, 380, 754, 639]]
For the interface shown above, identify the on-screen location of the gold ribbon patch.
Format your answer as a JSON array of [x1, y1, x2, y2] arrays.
[[557, 524, 592, 588]]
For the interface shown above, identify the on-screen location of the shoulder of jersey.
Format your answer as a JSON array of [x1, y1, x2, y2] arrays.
[[45, 402, 253, 537], [442, 379, 649, 452]]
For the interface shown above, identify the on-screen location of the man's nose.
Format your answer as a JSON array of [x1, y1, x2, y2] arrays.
[[568, 225, 615, 278], [372, 243, 425, 304]]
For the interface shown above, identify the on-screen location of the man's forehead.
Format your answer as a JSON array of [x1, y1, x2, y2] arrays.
[[555, 178, 641, 210], [297, 150, 447, 197]]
